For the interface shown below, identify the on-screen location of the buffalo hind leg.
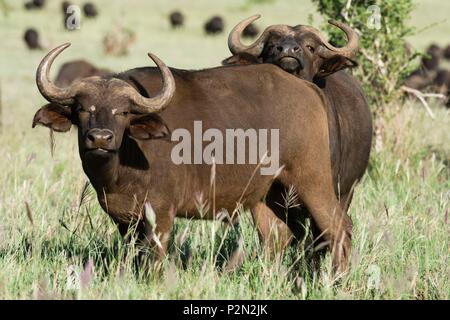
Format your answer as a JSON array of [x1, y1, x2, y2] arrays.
[[281, 169, 353, 274], [251, 202, 293, 258]]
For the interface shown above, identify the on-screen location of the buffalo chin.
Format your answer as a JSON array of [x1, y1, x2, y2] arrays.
[[83, 148, 116, 159], [277, 57, 302, 73]]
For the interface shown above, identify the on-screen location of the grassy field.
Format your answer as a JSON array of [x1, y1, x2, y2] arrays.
[[0, 0, 449, 299]]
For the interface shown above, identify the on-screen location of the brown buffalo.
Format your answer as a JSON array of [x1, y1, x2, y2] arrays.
[[24, 0, 45, 10], [433, 69, 450, 107], [444, 44, 450, 60], [169, 11, 184, 29], [223, 15, 372, 256], [83, 2, 98, 18], [204, 16, 224, 35], [54, 60, 111, 87], [404, 44, 442, 90], [33, 43, 352, 273], [242, 23, 259, 38], [24, 28, 42, 50]]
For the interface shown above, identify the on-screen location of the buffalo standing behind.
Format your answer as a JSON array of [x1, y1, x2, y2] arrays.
[[204, 16, 224, 35]]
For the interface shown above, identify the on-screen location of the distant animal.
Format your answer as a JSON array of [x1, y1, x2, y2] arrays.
[[433, 69, 450, 104], [169, 11, 184, 28], [443, 44, 450, 60], [242, 23, 259, 38], [83, 2, 98, 18], [204, 16, 224, 35], [33, 43, 352, 273], [404, 44, 443, 90], [423, 44, 442, 70], [23, 28, 42, 50], [54, 60, 112, 87], [24, 0, 45, 10], [33, 0, 45, 8], [223, 15, 372, 257]]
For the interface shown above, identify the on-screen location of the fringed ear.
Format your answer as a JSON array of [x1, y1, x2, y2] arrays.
[[32, 103, 72, 132], [129, 114, 171, 140], [317, 55, 357, 78]]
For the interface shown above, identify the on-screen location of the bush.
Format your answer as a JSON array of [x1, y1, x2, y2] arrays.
[[311, 0, 419, 111]]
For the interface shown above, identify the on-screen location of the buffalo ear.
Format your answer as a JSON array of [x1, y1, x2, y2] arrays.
[[129, 114, 171, 140], [317, 55, 357, 78], [32, 103, 72, 132], [222, 53, 261, 66]]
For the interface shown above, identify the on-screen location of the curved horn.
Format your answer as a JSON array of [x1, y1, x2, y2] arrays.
[[36, 43, 77, 105], [228, 15, 300, 57], [228, 14, 263, 55], [304, 20, 359, 59], [129, 53, 175, 114]]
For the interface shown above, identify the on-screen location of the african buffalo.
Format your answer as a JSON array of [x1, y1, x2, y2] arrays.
[[54, 60, 111, 87], [224, 15, 372, 255], [444, 44, 450, 60], [204, 16, 224, 35], [24, 28, 42, 50], [83, 2, 98, 18], [433, 69, 450, 107], [24, 0, 45, 10], [404, 44, 442, 90], [242, 23, 259, 39], [169, 11, 184, 29], [33, 43, 352, 273]]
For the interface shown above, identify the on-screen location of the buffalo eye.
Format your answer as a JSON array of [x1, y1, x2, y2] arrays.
[[306, 45, 315, 53]]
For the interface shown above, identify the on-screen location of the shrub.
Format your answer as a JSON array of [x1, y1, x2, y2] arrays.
[[311, 0, 419, 111]]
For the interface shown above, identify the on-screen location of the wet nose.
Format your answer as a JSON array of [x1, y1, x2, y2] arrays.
[[277, 41, 301, 55], [86, 129, 114, 149]]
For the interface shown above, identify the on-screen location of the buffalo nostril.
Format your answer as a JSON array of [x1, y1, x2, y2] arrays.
[[104, 133, 113, 142], [294, 46, 300, 52], [87, 133, 96, 142], [276, 46, 283, 52]]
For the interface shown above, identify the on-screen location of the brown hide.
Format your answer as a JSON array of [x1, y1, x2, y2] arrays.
[[55, 60, 111, 87]]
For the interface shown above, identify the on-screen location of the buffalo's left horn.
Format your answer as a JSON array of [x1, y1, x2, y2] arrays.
[[129, 53, 175, 114], [36, 43, 80, 105], [228, 14, 263, 55], [228, 15, 288, 57]]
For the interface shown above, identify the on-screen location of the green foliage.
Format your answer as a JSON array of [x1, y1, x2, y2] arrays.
[[311, 0, 419, 110]]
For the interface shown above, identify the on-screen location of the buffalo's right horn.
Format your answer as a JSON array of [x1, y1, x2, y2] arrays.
[[301, 20, 359, 59], [36, 43, 78, 105], [128, 53, 175, 114]]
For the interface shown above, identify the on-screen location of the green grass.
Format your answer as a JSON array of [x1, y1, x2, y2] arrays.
[[0, 0, 449, 299]]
